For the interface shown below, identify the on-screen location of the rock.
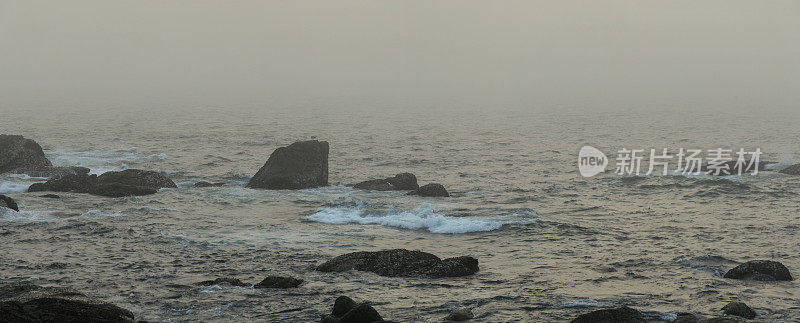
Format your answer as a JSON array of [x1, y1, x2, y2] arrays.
[[779, 164, 800, 175], [0, 195, 19, 212], [254, 276, 303, 289], [0, 282, 135, 322], [673, 313, 703, 323], [194, 181, 225, 188], [7, 166, 90, 179], [40, 194, 60, 199], [246, 140, 329, 190], [722, 302, 756, 319], [332, 296, 357, 317], [353, 173, 419, 191], [701, 318, 744, 323], [407, 183, 449, 197], [723, 260, 793, 281], [570, 306, 645, 323], [445, 308, 474, 321], [321, 296, 386, 323], [0, 135, 52, 174], [196, 277, 249, 287], [316, 249, 478, 278], [28, 169, 177, 198]]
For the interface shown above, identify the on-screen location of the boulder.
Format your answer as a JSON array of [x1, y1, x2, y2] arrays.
[[0, 282, 135, 322], [316, 249, 478, 278], [196, 277, 249, 287], [321, 296, 387, 323], [779, 164, 800, 175], [246, 140, 329, 190], [407, 183, 449, 197], [0, 135, 52, 174], [445, 308, 474, 321], [570, 306, 645, 323], [194, 181, 225, 188], [723, 260, 793, 281], [353, 173, 419, 191], [28, 169, 177, 198], [721, 302, 756, 319], [254, 276, 303, 289], [0, 195, 19, 212]]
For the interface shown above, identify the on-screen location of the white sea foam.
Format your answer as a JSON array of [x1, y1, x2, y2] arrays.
[[0, 180, 36, 194], [45, 148, 168, 174], [0, 209, 54, 222], [81, 209, 124, 218], [563, 299, 599, 308], [306, 204, 534, 234]]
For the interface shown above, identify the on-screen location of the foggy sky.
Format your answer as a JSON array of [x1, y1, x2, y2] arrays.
[[1, 1, 799, 110]]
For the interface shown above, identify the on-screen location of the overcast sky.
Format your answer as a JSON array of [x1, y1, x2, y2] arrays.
[[1, 1, 798, 110]]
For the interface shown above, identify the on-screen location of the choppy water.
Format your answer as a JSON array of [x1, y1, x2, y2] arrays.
[[1, 106, 799, 322]]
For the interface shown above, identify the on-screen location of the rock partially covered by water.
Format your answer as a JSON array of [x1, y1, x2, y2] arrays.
[[196, 277, 249, 287], [722, 302, 756, 319], [779, 164, 800, 175], [570, 306, 645, 323], [316, 249, 478, 277], [254, 276, 303, 289], [445, 308, 475, 321], [0, 282, 135, 322], [407, 183, 449, 197], [0, 195, 19, 212], [0, 135, 52, 174], [28, 169, 177, 197], [194, 181, 225, 188], [723, 260, 793, 281], [353, 173, 419, 191], [320, 296, 387, 323], [7, 166, 90, 179], [247, 140, 329, 190]]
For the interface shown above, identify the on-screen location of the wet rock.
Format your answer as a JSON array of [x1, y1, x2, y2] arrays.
[[0, 195, 19, 212], [40, 194, 60, 199], [445, 308, 474, 321], [254, 276, 303, 289], [8, 166, 90, 179], [570, 306, 645, 323], [316, 249, 478, 278], [721, 302, 756, 319], [0, 135, 52, 174], [723, 260, 793, 281], [28, 169, 177, 197], [407, 183, 449, 197], [321, 296, 387, 323], [673, 313, 703, 323], [332, 296, 357, 317], [194, 181, 225, 188], [0, 282, 135, 322], [196, 277, 249, 287], [779, 164, 800, 175], [701, 317, 744, 323], [353, 173, 419, 191], [246, 140, 329, 190]]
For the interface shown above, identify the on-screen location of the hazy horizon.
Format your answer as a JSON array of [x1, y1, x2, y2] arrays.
[[1, 1, 799, 111]]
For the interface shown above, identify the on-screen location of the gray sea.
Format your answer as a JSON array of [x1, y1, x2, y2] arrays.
[[1, 105, 799, 322]]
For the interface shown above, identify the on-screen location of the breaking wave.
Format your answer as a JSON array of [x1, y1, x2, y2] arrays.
[[45, 147, 168, 174]]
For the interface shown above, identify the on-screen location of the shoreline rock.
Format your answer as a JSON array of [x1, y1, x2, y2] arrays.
[[316, 249, 478, 278], [570, 306, 645, 323], [0, 282, 136, 322], [407, 183, 449, 197], [28, 169, 177, 198], [0, 135, 52, 174], [246, 140, 329, 190], [0, 195, 19, 212], [352, 173, 419, 191], [722, 302, 756, 319], [723, 260, 793, 281], [321, 296, 387, 323], [254, 276, 303, 289]]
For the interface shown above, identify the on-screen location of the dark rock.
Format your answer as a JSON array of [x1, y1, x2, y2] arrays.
[[332, 296, 357, 317], [723, 260, 793, 281], [254, 276, 303, 289], [246, 140, 329, 190], [196, 277, 249, 287], [0, 135, 52, 174], [673, 313, 703, 323], [339, 304, 383, 323], [316, 249, 478, 278], [194, 181, 225, 188], [701, 317, 744, 323], [8, 166, 90, 179], [570, 306, 645, 323], [0, 282, 135, 322], [353, 173, 419, 191], [40, 194, 60, 199], [722, 302, 756, 319], [779, 164, 800, 175], [0, 195, 19, 212], [28, 169, 177, 197], [407, 183, 449, 197], [445, 308, 474, 321]]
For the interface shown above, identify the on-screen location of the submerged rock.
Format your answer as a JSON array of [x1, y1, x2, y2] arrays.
[[28, 169, 177, 197], [0, 135, 52, 174], [779, 164, 800, 175], [407, 183, 449, 197], [246, 140, 329, 190], [40, 194, 60, 199], [254, 276, 303, 289], [7, 166, 90, 179], [320, 296, 387, 323], [721, 302, 756, 319], [196, 277, 249, 287], [353, 173, 419, 191], [316, 249, 478, 278], [194, 181, 225, 188], [723, 260, 793, 281], [0, 195, 19, 212], [570, 306, 645, 323], [0, 282, 135, 322], [445, 308, 474, 321]]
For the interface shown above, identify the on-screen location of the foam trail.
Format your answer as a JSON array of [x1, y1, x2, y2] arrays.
[[45, 148, 168, 174]]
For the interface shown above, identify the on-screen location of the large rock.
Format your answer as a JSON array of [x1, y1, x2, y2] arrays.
[[722, 302, 756, 319], [246, 140, 329, 190], [0, 282, 135, 322], [316, 249, 478, 278], [353, 173, 419, 191], [570, 306, 645, 323], [407, 183, 449, 197], [28, 169, 177, 198], [723, 260, 793, 281], [320, 296, 387, 323], [254, 276, 303, 289], [0, 195, 19, 212], [0, 135, 52, 174]]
